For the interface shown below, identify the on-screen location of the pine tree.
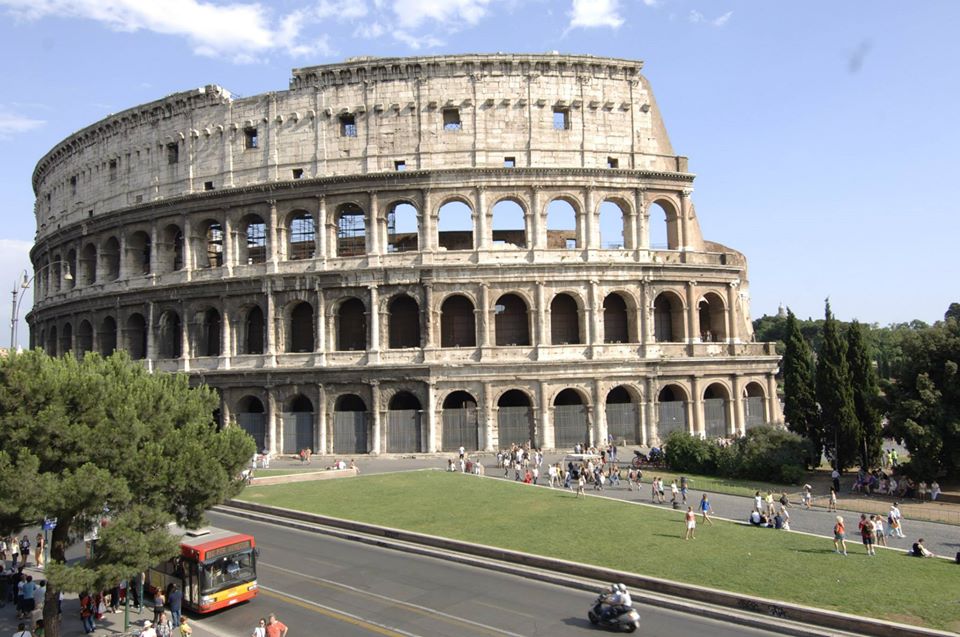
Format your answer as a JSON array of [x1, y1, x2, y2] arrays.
[[847, 320, 883, 468], [782, 309, 823, 466], [815, 301, 861, 471]]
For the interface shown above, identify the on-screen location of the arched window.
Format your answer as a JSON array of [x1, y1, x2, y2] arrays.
[[553, 388, 588, 448], [437, 200, 473, 251], [606, 386, 638, 445], [441, 391, 478, 451], [282, 394, 315, 454], [333, 394, 368, 454], [198, 308, 222, 357], [648, 200, 680, 250], [703, 383, 729, 438], [657, 385, 688, 438], [77, 320, 93, 354], [546, 199, 578, 249], [744, 382, 767, 429], [236, 396, 266, 451], [654, 292, 685, 342], [125, 313, 147, 360], [60, 322, 73, 354], [160, 224, 184, 272], [98, 316, 117, 356], [80, 244, 97, 285], [599, 200, 626, 249], [288, 212, 315, 260], [387, 202, 419, 253], [46, 325, 58, 356], [66, 249, 78, 289], [241, 214, 267, 264], [388, 295, 420, 349], [288, 302, 315, 353], [158, 310, 182, 358], [337, 298, 366, 351], [603, 293, 629, 343], [550, 293, 580, 344], [202, 221, 224, 267], [126, 231, 151, 276], [698, 292, 726, 342], [387, 391, 422, 453], [336, 203, 366, 257], [243, 306, 265, 355], [491, 199, 525, 248], [102, 237, 121, 281], [440, 295, 476, 347], [497, 389, 534, 448], [494, 293, 529, 346]]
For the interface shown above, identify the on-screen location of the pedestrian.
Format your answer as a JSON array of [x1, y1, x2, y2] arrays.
[[168, 583, 182, 627], [889, 502, 905, 538], [34, 535, 44, 570], [651, 477, 659, 502], [872, 515, 887, 547], [699, 493, 714, 525], [178, 616, 193, 637], [251, 617, 267, 637], [18, 536, 29, 568], [833, 516, 848, 555], [683, 506, 697, 540], [780, 506, 791, 531], [10, 538, 19, 570], [828, 488, 838, 512], [19, 576, 35, 620], [141, 620, 157, 637], [576, 472, 586, 498], [801, 484, 813, 509], [152, 586, 166, 625], [79, 591, 96, 634], [11, 622, 31, 637], [765, 492, 776, 517], [753, 491, 763, 512], [911, 538, 934, 558], [858, 514, 876, 556], [831, 467, 841, 494], [265, 612, 289, 637], [917, 481, 927, 502], [670, 480, 679, 505], [33, 581, 45, 619], [34, 619, 44, 637], [931, 480, 941, 501], [679, 476, 689, 504], [0, 537, 7, 566], [156, 611, 173, 637]]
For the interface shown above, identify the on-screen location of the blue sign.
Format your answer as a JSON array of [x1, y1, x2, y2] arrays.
[[42, 517, 57, 530]]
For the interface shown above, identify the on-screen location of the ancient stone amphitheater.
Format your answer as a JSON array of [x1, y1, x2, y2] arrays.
[[27, 53, 781, 455]]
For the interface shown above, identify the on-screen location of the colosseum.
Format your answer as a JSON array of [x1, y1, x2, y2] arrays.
[[27, 53, 781, 455]]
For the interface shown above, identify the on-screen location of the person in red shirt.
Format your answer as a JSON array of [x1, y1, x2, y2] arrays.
[[265, 612, 288, 637]]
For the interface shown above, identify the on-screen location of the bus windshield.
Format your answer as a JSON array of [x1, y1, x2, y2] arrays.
[[199, 549, 256, 595]]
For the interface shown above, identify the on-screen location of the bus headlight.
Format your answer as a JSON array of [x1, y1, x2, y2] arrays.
[[247, 582, 258, 591]]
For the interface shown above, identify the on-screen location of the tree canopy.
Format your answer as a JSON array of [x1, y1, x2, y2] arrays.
[[781, 309, 822, 467], [0, 350, 255, 637], [815, 301, 861, 471]]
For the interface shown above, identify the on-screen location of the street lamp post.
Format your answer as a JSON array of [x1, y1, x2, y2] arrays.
[[9, 264, 73, 350]]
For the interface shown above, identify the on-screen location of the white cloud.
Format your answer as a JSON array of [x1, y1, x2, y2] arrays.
[[392, 29, 444, 50], [712, 10, 732, 27], [0, 0, 332, 63], [688, 8, 732, 27], [641, 0, 657, 6], [391, 0, 492, 29], [354, 21, 386, 39], [0, 108, 45, 139], [568, 0, 623, 30]]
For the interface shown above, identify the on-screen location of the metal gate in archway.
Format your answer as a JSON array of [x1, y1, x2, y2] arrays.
[[703, 399, 727, 438], [236, 413, 266, 451], [606, 403, 637, 445], [282, 412, 314, 454], [387, 410, 422, 453], [657, 401, 686, 438], [442, 408, 478, 452], [745, 397, 766, 428], [554, 405, 588, 449], [333, 411, 368, 454], [497, 406, 533, 448]]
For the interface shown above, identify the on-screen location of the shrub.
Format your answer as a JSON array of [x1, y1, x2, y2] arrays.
[[663, 431, 719, 474], [663, 427, 812, 484]]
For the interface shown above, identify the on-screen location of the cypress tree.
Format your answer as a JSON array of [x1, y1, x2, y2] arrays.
[[847, 320, 882, 468], [815, 300, 861, 471], [782, 309, 823, 466]]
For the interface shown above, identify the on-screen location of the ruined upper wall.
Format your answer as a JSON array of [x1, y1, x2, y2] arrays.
[[32, 53, 685, 240]]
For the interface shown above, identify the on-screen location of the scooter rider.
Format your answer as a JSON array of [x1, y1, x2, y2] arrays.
[[600, 583, 632, 619]]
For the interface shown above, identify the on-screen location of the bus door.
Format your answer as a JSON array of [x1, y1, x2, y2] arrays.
[[184, 559, 199, 609]]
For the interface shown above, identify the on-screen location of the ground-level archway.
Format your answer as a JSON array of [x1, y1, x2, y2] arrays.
[[553, 388, 588, 449], [237, 396, 267, 451], [497, 390, 534, 448], [387, 391, 422, 453], [606, 386, 639, 445], [657, 385, 688, 440], [333, 394, 368, 454], [282, 394, 315, 454], [703, 383, 729, 438], [441, 391, 478, 452]]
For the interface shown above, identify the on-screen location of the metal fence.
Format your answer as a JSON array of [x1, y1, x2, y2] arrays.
[[236, 413, 266, 450], [442, 408, 479, 451], [606, 403, 638, 444], [497, 406, 533, 448], [657, 401, 686, 438], [281, 412, 314, 454], [703, 399, 727, 438], [554, 405, 588, 449], [387, 410, 422, 453], [333, 411, 368, 454], [745, 397, 765, 427]]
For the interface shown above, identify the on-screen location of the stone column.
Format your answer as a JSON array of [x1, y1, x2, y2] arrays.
[[316, 196, 327, 261], [267, 389, 278, 455], [726, 281, 739, 343], [180, 301, 190, 369], [766, 374, 779, 425], [117, 232, 128, 281], [646, 376, 657, 445], [370, 381, 381, 454], [635, 189, 648, 250], [426, 382, 438, 453], [589, 279, 601, 353], [268, 200, 279, 270], [594, 378, 608, 446], [146, 302, 157, 368], [182, 215, 194, 276], [220, 304, 231, 367], [479, 283, 491, 348], [538, 380, 554, 449], [368, 191, 380, 256], [679, 190, 691, 250], [476, 187, 488, 250], [725, 384, 737, 438], [315, 288, 326, 363], [423, 282, 434, 349], [640, 279, 652, 351], [317, 383, 327, 454], [149, 224, 160, 276], [368, 284, 380, 364], [535, 281, 546, 353], [482, 381, 495, 451], [265, 282, 277, 365], [583, 187, 596, 250], [690, 376, 703, 437], [732, 375, 745, 435], [422, 189, 435, 252], [686, 281, 699, 344], [531, 186, 544, 250]]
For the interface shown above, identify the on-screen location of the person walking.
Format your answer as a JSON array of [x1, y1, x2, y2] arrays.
[[178, 616, 193, 637], [18, 537, 29, 569], [683, 506, 697, 540], [152, 586, 166, 625], [155, 611, 173, 637], [872, 515, 887, 547], [828, 488, 838, 512], [251, 617, 267, 637], [168, 583, 183, 627], [34, 535, 44, 570], [889, 503, 905, 538], [265, 612, 289, 637], [699, 493, 714, 525], [833, 516, 848, 555], [859, 514, 876, 556], [575, 472, 586, 498], [801, 484, 813, 510], [79, 592, 96, 634]]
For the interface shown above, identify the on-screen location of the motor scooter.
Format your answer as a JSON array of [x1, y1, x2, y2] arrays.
[[587, 594, 640, 633]]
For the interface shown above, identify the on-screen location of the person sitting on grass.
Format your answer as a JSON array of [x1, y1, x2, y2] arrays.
[[912, 538, 934, 558], [749, 509, 762, 526]]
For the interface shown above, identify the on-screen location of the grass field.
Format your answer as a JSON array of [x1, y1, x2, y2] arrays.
[[238, 471, 959, 631]]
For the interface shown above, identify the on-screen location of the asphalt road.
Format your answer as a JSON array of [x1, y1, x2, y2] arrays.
[[195, 510, 784, 637]]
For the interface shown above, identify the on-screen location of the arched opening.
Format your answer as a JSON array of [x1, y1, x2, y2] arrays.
[[202, 221, 224, 268], [160, 224, 184, 272], [603, 293, 630, 343], [102, 237, 121, 281], [553, 389, 588, 449], [657, 385, 688, 439], [236, 395, 266, 451], [437, 200, 473, 251], [240, 214, 267, 265], [77, 320, 93, 355], [46, 325, 57, 356], [336, 298, 366, 351], [494, 293, 529, 346], [599, 200, 626, 249], [66, 249, 78, 289], [198, 308, 222, 357], [550, 293, 581, 345], [654, 292, 685, 342], [387, 391, 422, 452], [158, 310, 182, 359], [441, 391, 478, 451], [387, 202, 419, 253], [282, 394, 315, 454], [388, 295, 420, 349], [288, 211, 315, 260], [744, 382, 767, 429], [648, 200, 680, 250], [491, 199, 526, 248], [606, 386, 638, 445], [98, 316, 117, 356], [336, 203, 366, 257], [80, 243, 97, 285], [126, 231, 151, 276], [440, 295, 476, 347], [125, 313, 147, 360], [703, 384, 730, 438], [333, 394, 368, 454], [497, 389, 534, 448], [546, 199, 578, 249], [288, 302, 315, 353], [698, 293, 726, 342], [60, 322, 72, 354], [242, 306, 265, 355]]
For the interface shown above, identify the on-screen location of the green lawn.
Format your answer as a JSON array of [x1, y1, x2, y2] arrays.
[[238, 472, 959, 632]]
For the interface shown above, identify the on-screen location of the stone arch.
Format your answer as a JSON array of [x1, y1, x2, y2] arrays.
[[102, 236, 121, 281], [98, 315, 117, 356], [126, 230, 151, 276], [550, 292, 582, 345], [386, 201, 419, 253], [46, 325, 57, 356], [239, 213, 267, 265], [60, 322, 73, 354], [335, 202, 366, 257], [494, 293, 530, 346], [331, 297, 364, 352], [236, 395, 267, 451], [491, 198, 526, 248], [76, 319, 94, 355], [282, 393, 315, 454], [603, 292, 631, 343], [386, 391, 422, 453], [703, 382, 731, 438], [657, 383, 689, 439], [332, 393, 369, 454], [441, 390, 479, 452], [197, 218, 224, 268], [388, 294, 420, 349], [553, 387, 589, 449], [653, 290, 686, 343], [286, 209, 315, 260], [65, 249, 78, 290], [606, 384, 640, 445], [125, 313, 147, 360], [80, 243, 97, 285], [496, 389, 534, 448], [698, 291, 726, 342], [546, 197, 579, 249], [240, 304, 265, 355], [286, 301, 315, 353], [599, 199, 626, 249], [157, 309, 182, 358], [440, 294, 476, 348], [647, 197, 681, 250], [195, 307, 222, 357], [744, 381, 767, 429], [159, 223, 184, 272], [437, 199, 473, 251]]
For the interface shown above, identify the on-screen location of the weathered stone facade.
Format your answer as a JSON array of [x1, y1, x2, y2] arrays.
[[27, 53, 781, 455]]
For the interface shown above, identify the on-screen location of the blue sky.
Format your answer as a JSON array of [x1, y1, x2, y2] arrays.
[[1, 0, 958, 347]]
